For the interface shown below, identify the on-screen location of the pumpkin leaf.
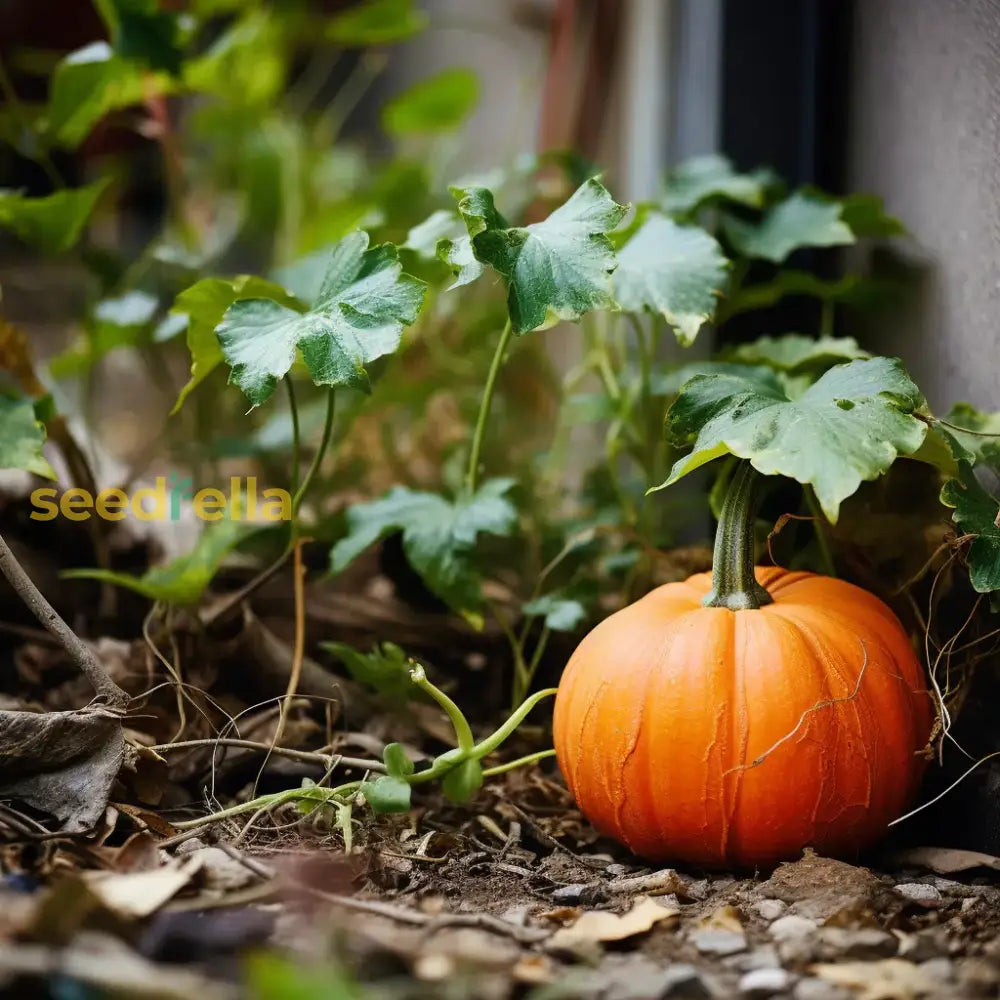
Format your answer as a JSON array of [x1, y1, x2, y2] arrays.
[[63, 515, 252, 605], [661, 154, 776, 214], [656, 357, 928, 522], [47, 43, 166, 148], [217, 231, 426, 407], [0, 397, 56, 478], [940, 462, 1000, 594], [170, 276, 302, 414], [382, 68, 479, 135], [454, 178, 627, 333], [523, 593, 588, 632], [96, 0, 185, 75], [613, 214, 729, 345], [382, 742, 415, 779], [651, 361, 782, 399], [723, 334, 870, 373], [939, 403, 1000, 469], [361, 775, 412, 814], [403, 209, 465, 259], [320, 641, 412, 700], [330, 479, 517, 615], [723, 191, 855, 263], [0, 179, 109, 253], [441, 757, 483, 804], [326, 0, 428, 46]]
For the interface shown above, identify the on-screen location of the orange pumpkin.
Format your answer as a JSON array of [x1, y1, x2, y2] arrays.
[[553, 463, 933, 868]]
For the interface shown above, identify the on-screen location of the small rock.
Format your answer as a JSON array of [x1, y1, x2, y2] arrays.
[[957, 957, 1000, 992], [816, 927, 897, 960], [605, 864, 630, 878], [734, 946, 781, 971], [740, 967, 794, 996], [897, 929, 949, 962], [661, 964, 712, 998], [895, 882, 943, 906], [793, 978, 852, 1000], [753, 899, 788, 922], [692, 929, 748, 956], [769, 915, 819, 941], [919, 957, 954, 983], [551, 882, 606, 906]]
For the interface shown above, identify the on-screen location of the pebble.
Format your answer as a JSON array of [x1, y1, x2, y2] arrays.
[[793, 979, 852, 1000], [769, 915, 819, 941], [550, 883, 606, 906], [753, 899, 788, 922], [919, 957, 955, 983], [691, 929, 748, 956], [895, 882, 943, 905], [660, 964, 712, 998], [740, 967, 794, 996], [897, 929, 949, 962], [816, 927, 897, 960]]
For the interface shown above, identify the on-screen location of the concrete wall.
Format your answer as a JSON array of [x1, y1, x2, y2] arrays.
[[848, 0, 1000, 412]]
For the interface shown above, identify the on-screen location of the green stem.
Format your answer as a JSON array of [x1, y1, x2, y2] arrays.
[[819, 299, 834, 339], [410, 663, 475, 753], [512, 626, 550, 709], [292, 387, 336, 517], [703, 461, 772, 611], [285, 377, 301, 501], [466, 318, 514, 494], [0, 55, 63, 190], [803, 485, 836, 576], [482, 748, 555, 777], [473, 687, 558, 759]]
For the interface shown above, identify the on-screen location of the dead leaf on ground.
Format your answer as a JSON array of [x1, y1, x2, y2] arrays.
[[886, 846, 1000, 875], [0, 706, 128, 832], [696, 904, 744, 932], [812, 958, 934, 1000], [547, 896, 678, 950], [83, 855, 202, 918]]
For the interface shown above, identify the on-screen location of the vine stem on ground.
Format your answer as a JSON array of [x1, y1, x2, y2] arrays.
[[0, 532, 128, 709]]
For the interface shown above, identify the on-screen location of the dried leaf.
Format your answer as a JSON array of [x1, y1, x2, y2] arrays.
[[547, 896, 678, 949], [812, 958, 934, 1000], [886, 846, 1000, 875], [0, 707, 126, 832], [83, 855, 202, 918]]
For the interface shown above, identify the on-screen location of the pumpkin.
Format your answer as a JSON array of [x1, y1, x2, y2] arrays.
[[553, 462, 933, 868]]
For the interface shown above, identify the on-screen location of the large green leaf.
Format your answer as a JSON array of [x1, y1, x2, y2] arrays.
[[95, 0, 184, 75], [454, 178, 626, 333], [330, 479, 517, 614], [613, 214, 728, 345], [661, 154, 776, 215], [941, 462, 1000, 594], [651, 361, 782, 398], [723, 191, 855, 263], [47, 43, 163, 149], [382, 69, 479, 135], [0, 179, 109, 253], [838, 193, 905, 239], [0, 397, 55, 478], [939, 402, 1000, 468], [724, 334, 870, 374], [217, 232, 425, 407], [655, 357, 928, 522], [64, 515, 251, 605], [326, 0, 428, 46], [170, 276, 302, 413]]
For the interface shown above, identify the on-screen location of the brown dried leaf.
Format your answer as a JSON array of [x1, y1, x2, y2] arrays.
[[886, 846, 1000, 875], [0, 707, 127, 832], [82, 855, 202, 918], [547, 896, 678, 949], [812, 958, 934, 1000]]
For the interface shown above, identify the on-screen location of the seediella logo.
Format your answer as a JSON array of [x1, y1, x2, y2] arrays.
[[29, 475, 292, 522]]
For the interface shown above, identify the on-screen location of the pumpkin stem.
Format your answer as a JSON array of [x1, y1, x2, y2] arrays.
[[703, 461, 772, 611]]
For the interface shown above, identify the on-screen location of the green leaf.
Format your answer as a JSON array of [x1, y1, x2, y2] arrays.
[[613, 214, 728, 344], [457, 178, 626, 333], [382, 742, 415, 778], [941, 462, 1000, 593], [63, 515, 251, 605], [217, 231, 426, 407], [723, 334, 870, 373], [838, 193, 905, 239], [0, 397, 55, 478], [362, 775, 412, 814], [661, 154, 776, 215], [246, 953, 363, 1000], [326, 0, 428, 46], [382, 68, 479, 135], [523, 593, 588, 632], [441, 757, 483, 804], [330, 479, 517, 613], [0, 179, 109, 253], [47, 43, 163, 148], [656, 357, 928, 522], [723, 191, 855, 263], [100, 0, 184, 75], [403, 209, 465, 259], [939, 402, 1000, 468], [170, 276, 302, 413], [437, 186, 508, 289], [651, 361, 782, 398], [320, 640, 413, 700]]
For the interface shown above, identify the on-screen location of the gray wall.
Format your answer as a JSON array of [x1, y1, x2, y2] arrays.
[[848, 0, 1000, 412]]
